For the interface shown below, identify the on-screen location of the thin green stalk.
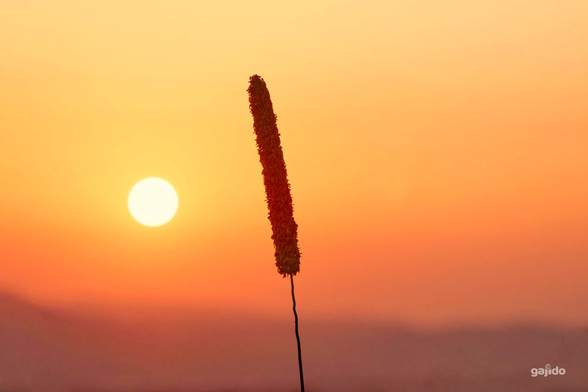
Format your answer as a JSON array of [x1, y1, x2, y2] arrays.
[[290, 273, 305, 392]]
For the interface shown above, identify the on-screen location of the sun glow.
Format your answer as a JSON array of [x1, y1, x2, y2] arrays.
[[128, 177, 179, 227]]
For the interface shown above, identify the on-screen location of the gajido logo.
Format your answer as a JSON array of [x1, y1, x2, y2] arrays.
[[531, 364, 566, 377]]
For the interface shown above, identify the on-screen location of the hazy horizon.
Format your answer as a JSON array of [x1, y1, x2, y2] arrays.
[[1, 291, 587, 391]]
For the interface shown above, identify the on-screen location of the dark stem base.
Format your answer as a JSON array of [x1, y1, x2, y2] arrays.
[[290, 273, 305, 392]]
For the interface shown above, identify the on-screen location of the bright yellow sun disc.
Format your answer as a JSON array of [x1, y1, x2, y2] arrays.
[[128, 177, 179, 227]]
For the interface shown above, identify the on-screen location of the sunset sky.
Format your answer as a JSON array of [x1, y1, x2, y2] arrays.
[[1, 0, 587, 326]]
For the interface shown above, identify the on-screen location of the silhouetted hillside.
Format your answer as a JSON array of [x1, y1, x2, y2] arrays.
[[0, 293, 586, 391]]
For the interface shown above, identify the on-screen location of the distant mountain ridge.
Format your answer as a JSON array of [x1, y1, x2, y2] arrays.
[[0, 292, 586, 392]]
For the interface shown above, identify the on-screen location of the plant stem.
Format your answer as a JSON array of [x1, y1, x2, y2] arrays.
[[290, 273, 305, 392]]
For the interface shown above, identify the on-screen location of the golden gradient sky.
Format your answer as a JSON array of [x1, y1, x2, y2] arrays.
[[1, 0, 587, 326]]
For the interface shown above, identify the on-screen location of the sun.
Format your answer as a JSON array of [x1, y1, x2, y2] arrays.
[[128, 177, 179, 227]]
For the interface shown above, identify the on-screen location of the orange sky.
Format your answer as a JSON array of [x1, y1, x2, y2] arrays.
[[1, 0, 587, 326]]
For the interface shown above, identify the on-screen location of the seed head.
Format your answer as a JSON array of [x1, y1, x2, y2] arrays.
[[248, 75, 301, 276]]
